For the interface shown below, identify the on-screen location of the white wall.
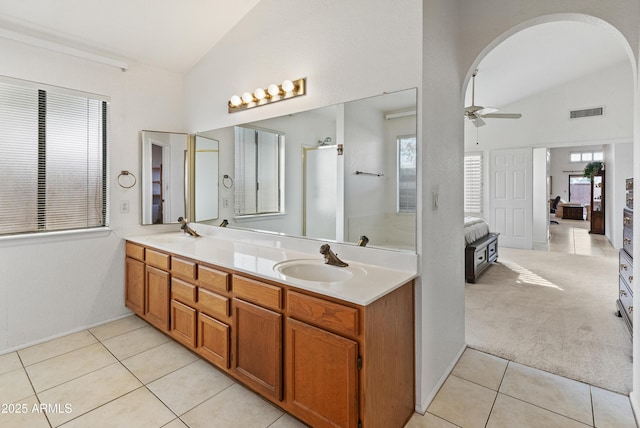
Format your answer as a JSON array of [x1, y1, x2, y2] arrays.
[[606, 142, 634, 249], [0, 37, 186, 353], [533, 147, 549, 249]]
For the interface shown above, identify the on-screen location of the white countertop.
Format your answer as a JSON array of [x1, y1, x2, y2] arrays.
[[126, 231, 417, 306]]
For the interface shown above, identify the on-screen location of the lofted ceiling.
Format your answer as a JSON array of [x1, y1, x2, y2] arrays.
[[0, 0, 261, 73], [465, 21, 631, 110], [0, 4, 632, 103]]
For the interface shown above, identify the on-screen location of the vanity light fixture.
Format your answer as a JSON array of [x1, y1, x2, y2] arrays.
[[228, 78, 306, 113]]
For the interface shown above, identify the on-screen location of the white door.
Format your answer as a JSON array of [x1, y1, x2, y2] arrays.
[[489, 148, 533, 249]]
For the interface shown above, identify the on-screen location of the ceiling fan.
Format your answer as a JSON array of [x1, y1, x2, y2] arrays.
[[464, 69, 522, 127]]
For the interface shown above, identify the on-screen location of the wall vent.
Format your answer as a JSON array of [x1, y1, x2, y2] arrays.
[[570, 106, 604, 119]]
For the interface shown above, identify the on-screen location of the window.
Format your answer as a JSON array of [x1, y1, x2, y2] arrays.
[[0, 77, 108, 236], [570, 150, 603, 162], [464, 153, 482, 214], [234, 126, 284, 216], [397, 135, 416, 212]]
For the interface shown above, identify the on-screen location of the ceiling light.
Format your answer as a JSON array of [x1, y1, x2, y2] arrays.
[[228, 78, 306, 113]]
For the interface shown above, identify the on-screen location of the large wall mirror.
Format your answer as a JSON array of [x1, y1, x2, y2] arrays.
[[194, 88, 417, 252], [141, 131, 188, 225]]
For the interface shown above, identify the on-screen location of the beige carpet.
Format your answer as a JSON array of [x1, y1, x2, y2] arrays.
[[466, 247, 632, 394]]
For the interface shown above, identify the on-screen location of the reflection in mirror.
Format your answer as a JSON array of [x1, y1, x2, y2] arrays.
[[234, 126, 285, 216], [304, 145, 337, 240], [141, 131, 188, 225], [195, 88, 417, 252], [190, 135, 219, 222]]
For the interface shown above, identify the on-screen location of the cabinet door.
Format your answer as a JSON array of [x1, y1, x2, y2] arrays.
[[232, 298, 282, 401], [171, 300, 197, 348], [198, 312, 230, 369], [145, 265, 170, 331], [125, 257, 145, 315], [286, 318, 359, 428]]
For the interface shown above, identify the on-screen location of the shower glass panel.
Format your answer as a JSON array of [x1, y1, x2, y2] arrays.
[[304, 145, 337, 240]]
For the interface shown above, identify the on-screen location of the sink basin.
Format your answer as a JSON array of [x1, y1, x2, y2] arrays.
[[273, 259, 353, 282]]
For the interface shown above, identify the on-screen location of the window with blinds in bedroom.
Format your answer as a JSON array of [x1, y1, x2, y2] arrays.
[[464, 153, 482, 215]]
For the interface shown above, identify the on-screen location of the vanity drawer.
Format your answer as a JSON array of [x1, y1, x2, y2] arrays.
[[198, 265, 230, 294], [198, 288, 230, 319], [125, 242, 145, 261], [172, 278, 197, 305], [233, 275, 282, 311], [620, 250, 634, 292], [172, 257, 197, 281], [287, 291, 359, 337], [619, 277, 633, 323], [146, 248, 170, 271]]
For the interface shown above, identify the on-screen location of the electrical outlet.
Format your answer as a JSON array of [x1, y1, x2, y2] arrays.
[[120, 200, 129, 213], [223, 198, 229, 208]]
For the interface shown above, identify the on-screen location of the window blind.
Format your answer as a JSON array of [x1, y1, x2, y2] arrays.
[[464, 154, 482, 214], [0, 78, 108, 236]]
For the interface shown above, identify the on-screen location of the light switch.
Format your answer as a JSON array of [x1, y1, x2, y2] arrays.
[[120, 200, 129, 213]]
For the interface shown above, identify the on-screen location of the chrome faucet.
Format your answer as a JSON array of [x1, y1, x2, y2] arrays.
[[178, 217, 200, 237], [319, 244, 348, 267], [358, 235, 369, 247]]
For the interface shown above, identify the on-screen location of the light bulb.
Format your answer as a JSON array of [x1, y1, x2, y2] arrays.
[[241, 92, 253, 104], [254, 87, 266, 100], [229, 95, 242, 107], [267, 84, 280, 97], [281, 80, 294, 93]]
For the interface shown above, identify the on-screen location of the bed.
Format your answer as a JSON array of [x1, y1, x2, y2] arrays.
[[464, 216, 499, 283]]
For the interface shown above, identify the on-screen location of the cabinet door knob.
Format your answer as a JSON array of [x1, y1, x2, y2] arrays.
[[620, 289, 627, 297], [629, 306, 633, 314], [630, 276, 634, 283], [624, 238, 631, 245], [621, 264, 628, 271], [624, 217, 632, 224]]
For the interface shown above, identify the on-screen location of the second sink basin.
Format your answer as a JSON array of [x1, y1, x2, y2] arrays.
[[273, 259, 353, 282]]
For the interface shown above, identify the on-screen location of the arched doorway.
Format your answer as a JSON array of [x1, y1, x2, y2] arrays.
[[461, 16, 636, 394]]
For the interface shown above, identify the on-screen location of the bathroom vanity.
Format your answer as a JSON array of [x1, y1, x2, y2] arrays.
[[124, 231, 416, 428]]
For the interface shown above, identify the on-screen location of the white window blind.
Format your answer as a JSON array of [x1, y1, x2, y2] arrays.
[[0, 78, 108, 236], [464, 153, 482, 214]]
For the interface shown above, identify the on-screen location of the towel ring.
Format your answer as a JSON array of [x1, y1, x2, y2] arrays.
[[222, 174, 234, 189], [117, 171, 137, 189]]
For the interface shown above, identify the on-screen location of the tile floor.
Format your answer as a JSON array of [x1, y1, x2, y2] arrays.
[[407, 348, 637, 428], [0, 315, 307, 428], [1, 315, 637, 427]]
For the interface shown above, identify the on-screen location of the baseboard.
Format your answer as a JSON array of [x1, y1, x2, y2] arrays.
[[415, 343, 467, 414], [0, 312, 133, 356]]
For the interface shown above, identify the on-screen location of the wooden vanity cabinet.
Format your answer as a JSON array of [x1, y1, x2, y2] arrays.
[[232, 275, 283, 401], [125, 243, 145, 315], [285, 292, 361, 427], [124, 241, 415, 428]]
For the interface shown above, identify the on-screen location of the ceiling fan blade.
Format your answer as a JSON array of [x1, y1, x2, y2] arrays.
[[475, 107, 498, 116], [482, 113, 522, 119], [473, 117, 485, 127]]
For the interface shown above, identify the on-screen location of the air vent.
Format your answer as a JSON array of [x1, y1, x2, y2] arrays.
[[570, 107, 604, 119]]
